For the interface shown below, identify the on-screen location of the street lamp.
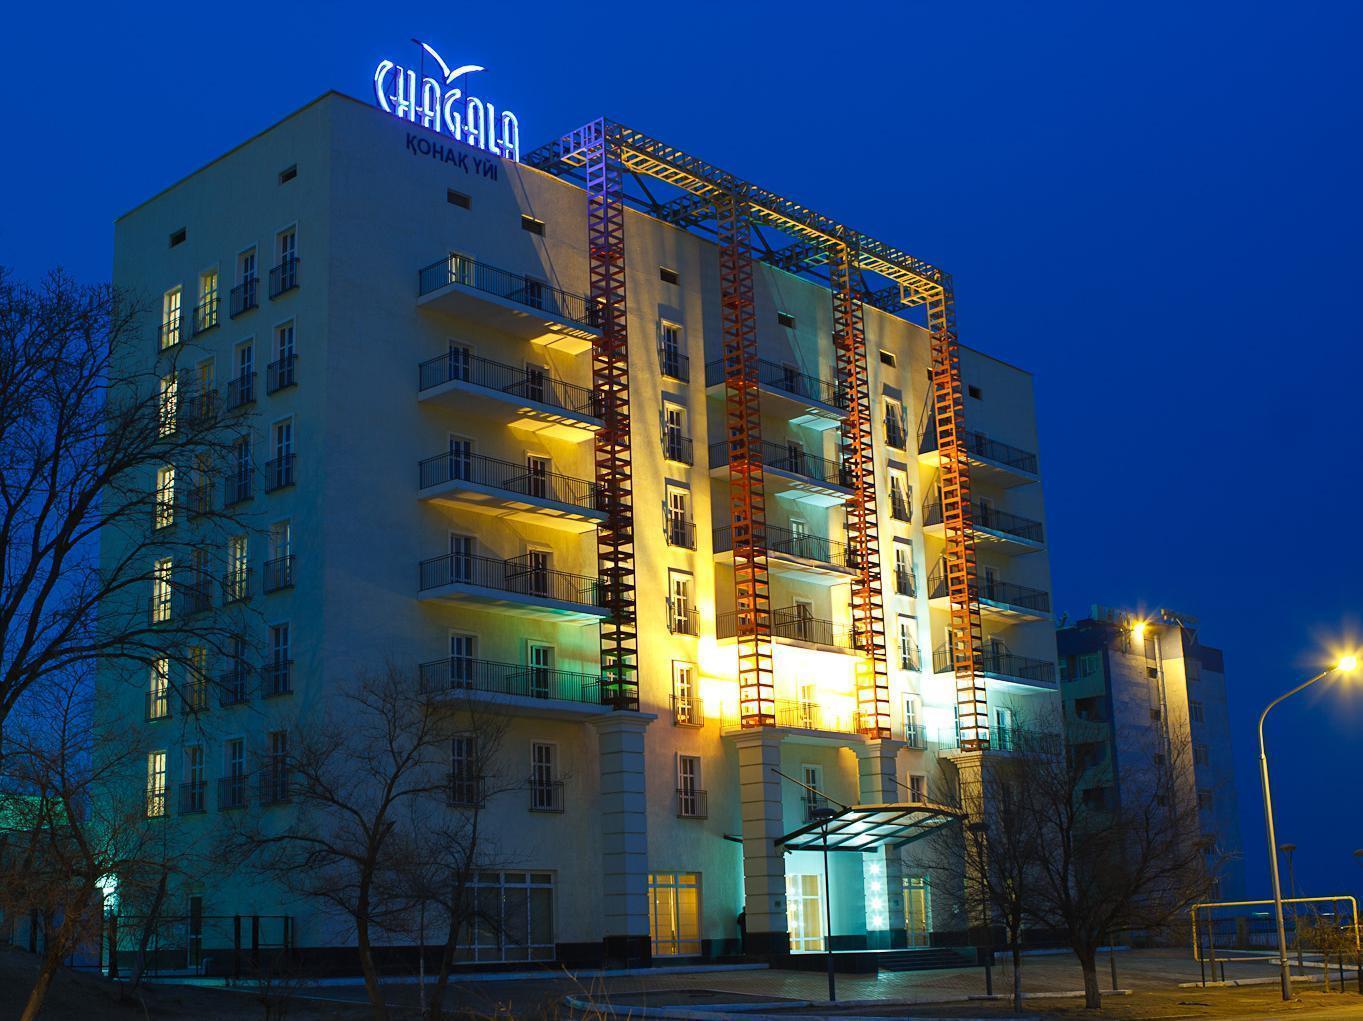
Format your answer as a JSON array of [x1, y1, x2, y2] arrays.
[[810, 805, 839, 1003], [1258, 654, 1358, 1001]]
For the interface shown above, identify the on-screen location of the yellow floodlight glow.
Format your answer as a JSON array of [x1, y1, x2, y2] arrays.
[[1336, 654, 1358, 674], [1131, 620, 1147, 641]]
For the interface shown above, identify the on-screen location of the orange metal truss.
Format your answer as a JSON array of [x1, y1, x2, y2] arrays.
[[829, 245, 890, 738], [716, 195, 775, 727]]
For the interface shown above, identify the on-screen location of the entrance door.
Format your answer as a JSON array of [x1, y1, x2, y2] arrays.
[[785, 874, 825, 952], [526, 455, 550, 500], [903, 876, 931, 946], [649, 873, 701, 956]]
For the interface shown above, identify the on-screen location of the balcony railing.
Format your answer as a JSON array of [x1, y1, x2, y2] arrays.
[[713, 524, 852, 570], [804, 792, 834, 821], [419, 450, 603, 512], [667, 602, 699, 636], [981, 648, 1056, 685], [659, 344, 689, 381], [419, 551, 603, 609], [218, 668, 251, 707], [671, 694, 704, 727], [448, 773, 487, 808], [665, 517, 697, 549], [662, 431, 694, 465], [224, 470, 253, 507], [715, 606, 855, 650], [885, 415, 907, 449], [182, 682, 210, 714], [721, 699, 864, 734], [927, 560, 1051, 613], [705, 359, 847, 409], [184, 390, 218, 429], [225, 372, 256, 410], [263, 555, 295, 593], [894, 567, 915, 596], [193, 295, 219, 335], [529, 780, 564, 813], [158, 314, 182, 351], [709, 441, 852, 490], [418, 656, 603, 705], [178, 781, 207, 815], [222, 567, 251, 604], [177, 577, 214, 616], [266, 354, 297, 393], [217, 776, 247, 811], [261, 662, 293, 699], [923, 499, 1044, 544], [890, 489, 912, 522], [676, 787, 708, 819], [269, 256, 299, 298], [418, 254, 601, 331], [258, 768, 291, 806], [229, 278, 258, 318], [418, 351, 600, 418], [920, 421, 1039, 474], [265, 454, 295, 493], [904, 723, 926, 749]]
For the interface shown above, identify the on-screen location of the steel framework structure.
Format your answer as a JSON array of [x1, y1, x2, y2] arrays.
[[528, 121, 987, 747]]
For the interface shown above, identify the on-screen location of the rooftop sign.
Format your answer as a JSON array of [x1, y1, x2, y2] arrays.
[[373, 42, 520, 162]]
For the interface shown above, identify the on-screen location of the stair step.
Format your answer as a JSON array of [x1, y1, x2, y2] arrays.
[[875, 947, 976, 972]]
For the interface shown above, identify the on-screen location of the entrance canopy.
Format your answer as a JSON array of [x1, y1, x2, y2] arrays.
[[777, 802, 963, 852]]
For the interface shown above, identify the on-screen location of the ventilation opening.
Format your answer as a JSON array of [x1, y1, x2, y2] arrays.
[[521, 215, 545, 236], [879, 351, 897, 367], [776, 311, 795, 328], [660, 267, 679, 285], [278, 165, 298, 184], [447, 189, 471, 209], [169, 228, 187, 248]]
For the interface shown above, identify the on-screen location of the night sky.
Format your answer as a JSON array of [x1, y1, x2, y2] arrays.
[[4, 2, 1361, 897]]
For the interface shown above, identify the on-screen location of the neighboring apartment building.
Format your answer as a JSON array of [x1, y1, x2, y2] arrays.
[[101, 90, 1061, 968], [1056, 607, 1245, 899]]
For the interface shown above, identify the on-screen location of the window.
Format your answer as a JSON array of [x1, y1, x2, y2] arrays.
[[147, 657, 170, 720], [776, 311, 796, 328], [169, 228, 186, 248], [154, 465, 176, 529], [183, 745, 205, 813], [448, 632, 477, 687], [884, 399, 906, 448], [267, 623, 291, 696], [665, 487, 693, 548], [529, 742, 560, 812], [159, 288, 183, 350], [672, 661, 699, 725], [662, 403, 690, 463], [995, 706, 1015, 750], [448, 533, 474, 584], [195, 269, 219, 333], [525, 454, 550, 500], [677, 756, 704, 817], [801, 764, 826, 820], [232, 248, 259, 317], [226, 435, 252, 505], [659, 321, 687, 380], [668, 571, 696, 635], [221, 738, 246, 810], [267, 420, 294, 491], [879, 350, 897, 367], [263, 730, 289, 804], [1147, 666, 1159, 679], [1194, 744, 1210, 767], [908, 774, 926, 803], [447, 188, 471, 208], [265, 520, 293, 592], [158, 373, 178, 436], [229, 341, 256, 408], [649, 872, 700, 957], [527, 643, 554, 699], [450, 735, 482, 806], [226, 534, 249, 601], [659, 266, 679, 285], [146, 751, 167, 817], [898, 616, 919, 671], [967, 384, 982, 400], [268, 322, 297, 392], [270, 229, 298, 297], [521, 215, 545, 235], [278, 164, 297, 184], [1189, 701, 1205, 723], [894, 544, 913, 595], [889, 472, 910, 522], [522, 276, 545, 308], [463, 872, 555, 962], [902, 696, 922, 746], [238, 247, 257, 285], [151, 558, 173, 623]]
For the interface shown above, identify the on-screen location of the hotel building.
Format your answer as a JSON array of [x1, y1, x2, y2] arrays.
[[104, 90, 1062, 968]]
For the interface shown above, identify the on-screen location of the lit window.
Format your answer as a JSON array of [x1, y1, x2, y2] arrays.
[[154, 465, 176, 529], [146, 751, 167, 817], [151, 558, 173, 623], [196, 269, 219, 333], [148, 658, 170, 720], [158, 374, 178, 437], [159, 288, 183, 350]]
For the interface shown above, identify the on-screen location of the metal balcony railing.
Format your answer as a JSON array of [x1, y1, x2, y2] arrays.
[[178, 781, 208, 815], [181, 682, 210, 714], [904, 723, 926, 749], [263, 555, 295, 593], [418, 254, 601, 330], [884, 415, 907, 450], [665, 517, 697, 549], [667, 601, 699, 636], [705, 358, 847, 409], [419, 551, 603, 609], [225, 372, 255, 410], [193, 295, 219, 335], [222, 567, 251, 604], [223, 470, 253, 507], [419, 450, 603, 512], [266, 354, 297, 393], [922, 499, 1044, 544], [708, 441, 852, 490], [418, 350, 600, 417], [662, 431, 694, 465], [899, 642, 921, 672], [927, 560, 1051, 613], [183, 390, 218, 429], [158, 313, 182, 351], [981, 648, 1056, 685], [659, 344, 689, 381], [269, 256, 299, 298], [715, 606, 855, 649], [894, 567, 915, 596], [920, 421, 1039, 474], [186, 483, 212, 519], [803, 792, 834, 821], [713, 524, 852, 569], [932, 643, 956, 675], [264, 454, 295, 493], [229, 278, 258, 318], [261, 662, 293, 699], [890, 489, 912, 522], [259, 767, 291, 806], [448, 773, 487, 808], [671, 694, 704, 727], [217, 775, 248, 811], [529, 780, 564, 813], [178, 577, 214, 616], [218, 668, 251, 707], [418, 656, 603, 704], [676, 787, 708, 818]]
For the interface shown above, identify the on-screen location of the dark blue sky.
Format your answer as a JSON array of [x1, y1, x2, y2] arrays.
[[4, 2, 1361, 897]]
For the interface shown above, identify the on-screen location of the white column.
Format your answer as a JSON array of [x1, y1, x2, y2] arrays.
[[588, 712, 653, 963], [733, 729, 789, 957], [858, 739, 907, 944]]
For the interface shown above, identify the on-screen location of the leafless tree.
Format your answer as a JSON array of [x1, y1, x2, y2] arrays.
[[0, 267, 258, 750], [0, 673, 175, 1021]]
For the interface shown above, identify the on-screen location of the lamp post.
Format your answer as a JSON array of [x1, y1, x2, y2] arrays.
[[1279, 843, 1300, 970], [1258, 654, 1358, 1001], [811, 805, 839, 1003]]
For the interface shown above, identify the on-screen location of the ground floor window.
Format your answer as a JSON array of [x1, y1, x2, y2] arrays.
[[904, 875, 931, 946], [648, 872, 701, 956], [786, 873, 825, 952], [464, 871, 555, 961]]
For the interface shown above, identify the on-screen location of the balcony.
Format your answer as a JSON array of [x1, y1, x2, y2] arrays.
[[662, 431, 694, 466], [193, 295, 219, 335], [158, 313, 183, 352], [927, 560, 1051, 621], [722, 699, 865, 738], [665, 517, 697, 550], [884, 415, 908, 450], [713, 524, 856, 584], [904, 723, 926, 749], [225, 372, 255, 410], [894, 567, 916, 597], [418, 551, 607, 621], [263, 555, 295, 594], [709, 441, 852, 506], [529, 780, 564, 813], [418, 450, 606, 533], [177, 577, 214, 617], [266, 354, 297, 394], [218, 668, 251, 707], [919, 423, 1039, 488], [667, 601, 699, 636], [676, 787, 708, 819], [671, 694, 704, 727], [705, 359, 847, 430], [184, 390, 218, 430], [261, 662, 293, 699], [922, 498, 1045, 553], [659, 344, 690, 382], [178, 781, 208, 815], [931, 642, 1057, 690], [259, 768, 291, 806], [716, 606, 858, 654], [181, 682, 210, 715], [418, 254, 601, 351], [223, 470, 253, 507], [418, 351, 602, 442], [217, 776, 248, 811], [186, 483, 212, 519], [418, 656, 609, 715], [268, 256, 299, 299], [230, 277, 258, 318], [264, 454, 295, 493], [222, 567, 251, 605]]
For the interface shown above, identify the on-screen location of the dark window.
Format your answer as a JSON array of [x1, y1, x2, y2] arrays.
[[967, 385, 982, 399], [659, 266, 679, 285], [776, 311, 795, 328], [169, 228, 187, 248], [521, 215, 545, 236], [278, 165, 297, 184], [1147, 666, 1159, 679], [879, 351, 897, 367], [447, 188, 471, 209]]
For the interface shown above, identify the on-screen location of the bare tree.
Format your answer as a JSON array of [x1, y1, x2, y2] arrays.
[[0, 267, 257, 749], [0, 673, 174, 1021]]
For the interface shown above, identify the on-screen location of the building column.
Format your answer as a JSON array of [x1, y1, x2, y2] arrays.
[[588, 712, 653, 966], [949, 750, 991, 933], [858, 739, 907, 946], [733, 729, 789, 958]]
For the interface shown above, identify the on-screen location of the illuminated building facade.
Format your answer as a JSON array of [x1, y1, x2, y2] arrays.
[[1057, 607, 1245, 900], [105, 91, 1061, 966]]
